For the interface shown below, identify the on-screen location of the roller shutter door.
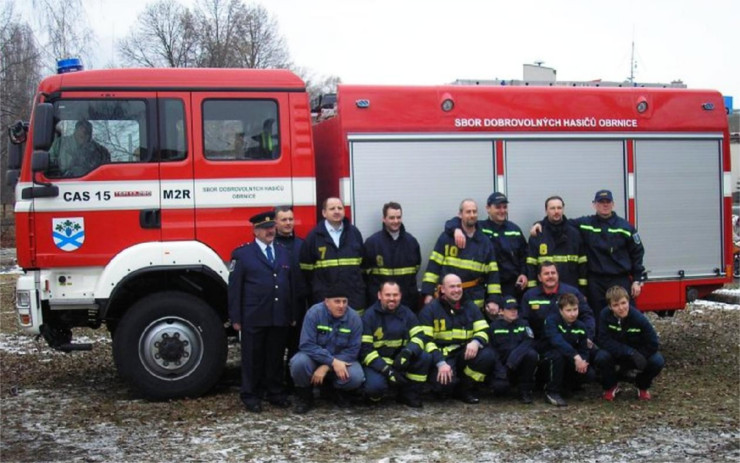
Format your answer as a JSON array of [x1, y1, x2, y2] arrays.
[[350, 140, 496, 280], [634, 140, 723, 279], [504, 140, 626, 231]]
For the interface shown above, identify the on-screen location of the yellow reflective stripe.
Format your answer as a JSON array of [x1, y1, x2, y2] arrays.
[[579, 225, 601, 233], [627, 328, 641, 333], [513, 326, 526, 334], [578, 278, 588, 286], [361, 335, 374, 343], [440, 256, 488, 273], [608, 324, 621, 332], [405, 372, 427, 382], [317, 325, 331, 332], [423, 272, 439, 284], [410, 337, 425, 350], [608, 228, 632, 237], [473, 320, 489, 332], [429, 251, 445, 264], [382, 356, 393, 364], [442, 344, 462, 356], [314, 258, 363, 269], [299, 263, 315, 270], [504, 231, 521, 236], [368, 266, 419, 276], [477, 331, 489, 343], [536, 255, 580, 263], [426, 342, 439, 353], [434, 331, 454, 341], [473, 299, 485, 308], [577, 256, 588, 264], [529, 300, 552, 305], [487, 284, 502, 294], [363, 350, 380, 365], [338, 328, 352, 334], [487, 262, 500, 272], [493, 329, 510, 334], [526, 257, 539, 265], [527, 281, 537, 288], [464, 365, 487, 382], [409, 326, 425, 337], [571, 329, 586, 335], [374, 339, 404, 348], [421, 326, 434, 336]]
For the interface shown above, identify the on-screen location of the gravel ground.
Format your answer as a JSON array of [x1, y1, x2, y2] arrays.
[[1, 272, 738, 462]]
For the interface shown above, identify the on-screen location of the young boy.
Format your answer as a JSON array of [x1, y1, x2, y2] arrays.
[[594, 286, 665, 401], [542, 293, 596, 406], [488, 297, 539, 403]]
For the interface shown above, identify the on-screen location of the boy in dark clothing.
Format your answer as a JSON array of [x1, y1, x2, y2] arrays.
[[594, 286, 664, 401], [542, 293, 596, 406], [488, 297, 538, 404]]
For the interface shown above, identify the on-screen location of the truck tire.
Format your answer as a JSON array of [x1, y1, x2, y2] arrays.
[[112, 291, 227, 400]]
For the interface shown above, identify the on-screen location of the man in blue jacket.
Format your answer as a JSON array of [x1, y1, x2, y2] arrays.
[[594, 286, 664, 401], [228, 211, 293, 413], [289, 286, 365, 414]]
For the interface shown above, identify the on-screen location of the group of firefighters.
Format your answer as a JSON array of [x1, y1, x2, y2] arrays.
[[227, 191, 664, 414]]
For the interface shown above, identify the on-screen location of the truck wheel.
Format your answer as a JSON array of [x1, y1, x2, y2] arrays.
[[112, 291, 226, 400]]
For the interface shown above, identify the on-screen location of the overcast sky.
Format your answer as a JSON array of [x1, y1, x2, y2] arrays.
[[21, 0, 740, 104]]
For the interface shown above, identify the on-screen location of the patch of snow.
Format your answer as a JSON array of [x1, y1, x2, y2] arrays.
[[693, 299, 740, 310]]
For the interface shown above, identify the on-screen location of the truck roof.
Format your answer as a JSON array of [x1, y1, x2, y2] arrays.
[[39, 68, 306, 93]]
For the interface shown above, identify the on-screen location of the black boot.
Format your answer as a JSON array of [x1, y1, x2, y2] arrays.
[[457, 377, 480, 404], [397, 384, 423, 408], [293, 387, 314, 414]]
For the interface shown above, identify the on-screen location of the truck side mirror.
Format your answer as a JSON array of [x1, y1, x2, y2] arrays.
[[31, 150, 50, 172], [8, 141, 23, 169], [32, 103, 55, 150]]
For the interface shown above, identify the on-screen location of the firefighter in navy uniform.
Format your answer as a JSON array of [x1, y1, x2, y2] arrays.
[[422, 199, 503, 314], [228, 211, 293, 413], [520, 262, 596, 355], [273, 205, 309, 389], [445, 192, 528, 301], [571, 189, 646, 313], [418, 273, 495, 404], [526, 195, 588, 293], [300, 197, 366, 313], [360, 281, 431, 407], [488, 297, 538, 404], [363, 202, 422, 311]]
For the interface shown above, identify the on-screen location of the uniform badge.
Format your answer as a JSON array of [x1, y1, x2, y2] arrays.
[[52, 218, 85, 252], [531, 305, 540, 310], [633, 233, 642, 245], [228, 260, 236, 272], [525, 326, 534, 338], [376, 255, 384, 267], [539, 244, 548, 256]]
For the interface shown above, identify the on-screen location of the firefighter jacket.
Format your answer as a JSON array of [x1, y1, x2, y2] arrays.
[[543, 312, 590, 360], [417, 297, 490, 366], [275, 233, 309, 319], [571, 213, 646, 282], [298, 302, 363, 366], [597, 306, 659, 360], [526, 217, 588, 291], [489, 317, 536, 370], [300, 218, 366, 311], [520, 283, 595, 350], [360, 301, 426, 373], [363, 224, 421, 310], [445, 217, 528, 286], [422, 224, 502, 308]]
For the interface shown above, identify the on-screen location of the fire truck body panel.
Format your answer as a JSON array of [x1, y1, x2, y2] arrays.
[[313, 84, 732, 311]]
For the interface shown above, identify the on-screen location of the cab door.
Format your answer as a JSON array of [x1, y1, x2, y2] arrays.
[[191, 92, 294, 260]]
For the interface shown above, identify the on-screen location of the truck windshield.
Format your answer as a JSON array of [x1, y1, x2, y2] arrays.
[[46, 100, 147, 178]]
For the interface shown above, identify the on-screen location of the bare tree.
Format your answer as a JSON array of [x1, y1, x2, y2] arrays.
[[118, 0, 198, 68], [32, 0, 94, 71], [1, 1, 40, 207], [194, 0, 246, 67], [232, 4, 291, 69]]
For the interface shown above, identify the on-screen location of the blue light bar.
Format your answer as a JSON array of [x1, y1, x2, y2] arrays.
[[57, 58, 84, 74]]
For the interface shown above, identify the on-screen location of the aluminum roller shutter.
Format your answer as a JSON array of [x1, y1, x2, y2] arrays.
[[504, 140, 627, 233], [634, 140, 723, 279], [350, 140, 496, 284]]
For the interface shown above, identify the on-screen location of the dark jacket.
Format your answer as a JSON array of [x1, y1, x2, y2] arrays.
[[417, 297, 489, 365], [520, 283, 595, 351], [489, 317, 536, 369], [422, 223, 502, 308], [275, 233, 309, 320], [544, 312, 590, 359], [360, 301, 425, 373], [228, 241, 292, 327], [363, 224, 421, 310], [597, 306, 659, 359], [572, 213, 646, 281], [526, 217, 588, 291], [445, 217, 528, 285], [299, 218, 366, 311]]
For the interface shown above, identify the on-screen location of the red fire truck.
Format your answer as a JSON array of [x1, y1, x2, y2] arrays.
[[9, 64, 733, 399]]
